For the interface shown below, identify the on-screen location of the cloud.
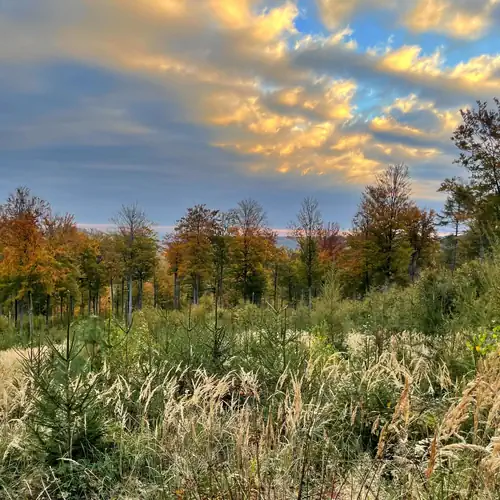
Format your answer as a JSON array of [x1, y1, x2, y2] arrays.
[[316, 0, 392, 29], [0, 0, 497, 210], [316, 0, 500, 39], [291, 37, 500, 107], [404, 0, 498, 39]]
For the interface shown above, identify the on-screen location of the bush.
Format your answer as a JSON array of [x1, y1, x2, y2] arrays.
[[21, 323, 107, 465]]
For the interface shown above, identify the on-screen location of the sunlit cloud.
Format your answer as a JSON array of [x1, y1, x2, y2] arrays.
[[316, 0, 500, 39], [405, 0, 498, 39], [0, 0, 498, 218]]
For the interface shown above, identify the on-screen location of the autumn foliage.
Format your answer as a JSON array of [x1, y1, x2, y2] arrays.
[[0, 165, 442, 331]]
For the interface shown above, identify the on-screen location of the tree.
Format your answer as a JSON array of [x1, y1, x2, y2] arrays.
[[352, 164, 414, 288], [133, 232, 158, 310], [174, 205, 220, 305], [290, 197, 323, 308], [452, 99, 500, 200], [44, 213, 81, 323], [211, 212, 232, 308], [164, 233, 183, 310], [0, 214, 52, 335], [228, 199, 270, 304], [1, 186, 50, 222], [279, 248, 302, 305], [438, 178, 473, 271], [99, 232, 124, 316], [338, 212, 381, 298], [406, 207, 438, 282], [0, 187, 52, 335], [77, 231, 103, 316], [318, 222, 344, 275], [268, 243, 288, 309], [451, 99, 500, 250], [112, 204, 153, 327]]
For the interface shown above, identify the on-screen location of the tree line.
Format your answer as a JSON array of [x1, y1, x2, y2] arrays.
[[0, 99, 498, 333]]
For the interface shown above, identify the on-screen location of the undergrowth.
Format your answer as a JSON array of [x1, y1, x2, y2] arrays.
[[2, 256, 500, 498]]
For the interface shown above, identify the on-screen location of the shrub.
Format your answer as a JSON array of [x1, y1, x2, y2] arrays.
[[21, 323, 106, 465]]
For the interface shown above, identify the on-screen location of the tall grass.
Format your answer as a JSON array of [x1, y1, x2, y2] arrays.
[[2, 254, 500, 498]]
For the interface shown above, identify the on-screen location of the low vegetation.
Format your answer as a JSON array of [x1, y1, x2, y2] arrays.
[[1, 256, 500, 498]]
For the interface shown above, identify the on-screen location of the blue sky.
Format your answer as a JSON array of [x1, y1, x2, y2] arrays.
[[0, 0, 499, 229]]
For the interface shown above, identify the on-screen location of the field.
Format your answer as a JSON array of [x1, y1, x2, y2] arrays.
[[1, 257, 500, 500]]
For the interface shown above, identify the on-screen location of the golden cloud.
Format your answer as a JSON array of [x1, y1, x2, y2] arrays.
[[332, 134, 371, 151], [405, 0, 497, 39], [377, 94, 464, 139], [380, 45, 443, 76], [317, 0, 499, 39], [1, 0, 491, 190], [210, 0, 297, 44], [370, 115, 424, 137]]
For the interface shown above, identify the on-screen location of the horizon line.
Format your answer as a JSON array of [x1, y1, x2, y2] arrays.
[[76, 223, 452, 238]]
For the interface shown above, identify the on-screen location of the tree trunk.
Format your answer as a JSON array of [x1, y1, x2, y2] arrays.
[[69, 296, 74, 322], [138, 277, 143, 310], [218, 263, 224, 308], [273, 264, 278, 309], [452, 220, 459, 272], [153, 274, 158, 309], [174, 272, 179, 310], [61, 295, 65, 322], [191, 274, 199, 305], [308, 286, 312, 310], [28, 290, 34, 339], [110, 278, 114, 316], [121, 279, 125, 321], [115, 285, 120, 316], [479, 230, 485, 262], [19, 299, 24, 336], [14, 299, 18, 329], [127, 275, 133, 327], [46, 294, 51, 327], [409, 250, 419, 283]]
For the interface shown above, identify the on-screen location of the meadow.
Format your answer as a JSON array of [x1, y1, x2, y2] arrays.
[[1, 254, 500, 499]]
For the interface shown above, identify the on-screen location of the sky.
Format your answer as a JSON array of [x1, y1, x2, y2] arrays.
[[0, 0, 499, 230]]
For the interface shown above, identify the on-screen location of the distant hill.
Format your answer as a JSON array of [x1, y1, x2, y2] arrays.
[[277, 236, 296, 249]]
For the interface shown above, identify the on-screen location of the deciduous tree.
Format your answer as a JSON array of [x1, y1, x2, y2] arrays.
[[174, 204, 220, 305], [113, 204, 153, 326], [290, 197, 324, 308], [229, 199, 270, 304], [352, 164, 414, 288]]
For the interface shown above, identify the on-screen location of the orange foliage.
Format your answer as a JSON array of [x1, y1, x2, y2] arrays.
[[0, 214, 54, 297]]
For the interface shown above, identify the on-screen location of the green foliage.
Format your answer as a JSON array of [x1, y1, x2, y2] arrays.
[[466, 324, 500, 358], [312, 271, 352, 350], [416, 269, 456, 335], [21, 324, 106, 465]]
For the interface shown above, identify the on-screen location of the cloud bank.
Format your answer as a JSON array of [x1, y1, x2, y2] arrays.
[[0, 0, 498, 225]]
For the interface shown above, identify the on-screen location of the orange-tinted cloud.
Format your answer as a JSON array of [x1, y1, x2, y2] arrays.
[[0, 0, 495, 200]]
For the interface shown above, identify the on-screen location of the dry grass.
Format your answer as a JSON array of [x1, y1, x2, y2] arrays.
[[0, 347, 27, 416], [0, 320, 496, 498], [428, 349, 500, 490], [0, 347, 25, 381]]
